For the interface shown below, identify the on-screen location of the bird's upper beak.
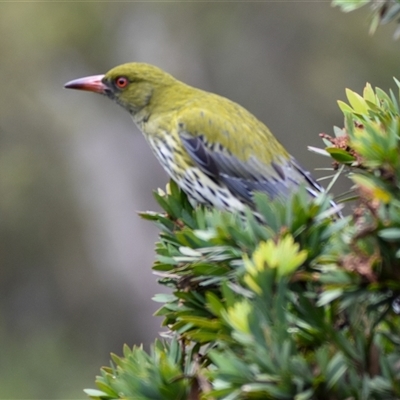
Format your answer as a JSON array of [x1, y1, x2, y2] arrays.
[[64, 74, 107, 94]]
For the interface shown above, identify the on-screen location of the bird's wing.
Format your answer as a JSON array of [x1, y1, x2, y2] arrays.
[[176, 107, 323, 205]]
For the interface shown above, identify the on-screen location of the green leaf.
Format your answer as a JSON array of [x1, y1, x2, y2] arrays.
[[153, 191, 174, 215], [295, 388, 315, 400], [84, 389, 111, 399], [179, 316, 222, 330], [346, 88, 369, 114], [337, 99, 354, 113], [206, 292, 225, 316], [169, 178, 181, 198], [363, 83, 376, 104], [378, 228, 400, 241], [152, 293, 177, 303], [326, 353, 347, 389], [332, 0, 369, 12], [317, 289, 343, 306], [325, 147, 356, 163]]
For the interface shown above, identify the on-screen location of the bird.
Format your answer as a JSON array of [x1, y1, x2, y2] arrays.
[[64, 62, 325, 213]]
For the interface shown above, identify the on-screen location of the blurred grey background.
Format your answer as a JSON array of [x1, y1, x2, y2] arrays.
[[0, 2, 397, 398]]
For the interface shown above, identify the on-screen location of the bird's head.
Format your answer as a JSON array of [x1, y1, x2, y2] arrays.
[[64, 62, 178, 116]]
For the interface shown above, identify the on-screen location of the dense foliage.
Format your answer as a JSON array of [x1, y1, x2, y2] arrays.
[[85, 82, 400, 399]]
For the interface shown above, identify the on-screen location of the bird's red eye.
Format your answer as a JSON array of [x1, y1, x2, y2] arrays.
[[115, 76, 129, 89]]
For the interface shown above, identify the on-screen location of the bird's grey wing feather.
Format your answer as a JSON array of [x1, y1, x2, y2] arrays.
[[179, 135, 220, 178], [180, 134, 321, 204], [289, 158, 323, 197]]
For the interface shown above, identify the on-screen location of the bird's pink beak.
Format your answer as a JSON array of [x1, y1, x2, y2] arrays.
[[64, 74, 107, 94]]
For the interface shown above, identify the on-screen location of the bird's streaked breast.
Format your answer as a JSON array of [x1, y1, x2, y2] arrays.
[[146, 134, 245, 212]]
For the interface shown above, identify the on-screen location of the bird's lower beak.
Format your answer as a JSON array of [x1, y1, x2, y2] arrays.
[[64, 74, 107, 93]]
